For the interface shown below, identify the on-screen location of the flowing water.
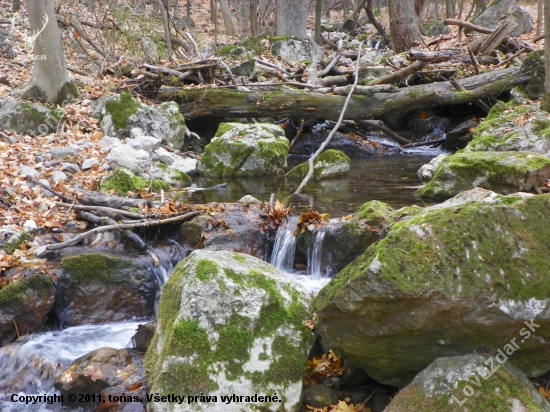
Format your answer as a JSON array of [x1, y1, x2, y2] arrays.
[[1, 151, 445, 409], [188, 152, 443, 217]]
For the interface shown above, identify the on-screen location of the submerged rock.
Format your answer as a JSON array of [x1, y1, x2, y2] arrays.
[[57, 253, 159, 326], [286, 150, 350, 180], [417, 151, 550, 198], [0, 273, 55, 346], [198, 123, 289, 177], [313, 192, 550, 387], [145, 250, 312, 412], [386, 354, 550, 412]]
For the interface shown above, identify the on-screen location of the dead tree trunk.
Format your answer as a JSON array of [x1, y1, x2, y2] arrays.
[[389, 0, 422, 52]]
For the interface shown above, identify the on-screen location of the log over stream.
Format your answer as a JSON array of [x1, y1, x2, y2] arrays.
[[158, 67, 528, 121]]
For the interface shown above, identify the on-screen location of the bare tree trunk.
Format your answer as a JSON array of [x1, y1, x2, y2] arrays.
[[240, 0, 251, 35], [389, 0, 422, 53], [315, 0, 322, 44], [12, 0, 21, 12], [445, 0, 453, 18], [173, 0, 180, 19], [250, 0, 258, 37], [211, 0, 217, 22], [537, 0, 543, 37], [17, 0, 78, 104], [158, 0, 172, 58], [366, 0, 390, 45], [187, 0, 191, 18], [219, 0, 236, 35], [276, 0, 307, 38], [541, 1, 550, 111]]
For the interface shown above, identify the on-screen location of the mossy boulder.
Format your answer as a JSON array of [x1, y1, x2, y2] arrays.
[[471, 0, 533, 38], [417, 151, 550, 198], [386, 354, 550, 412], [93, 93, 189, 150], [145, 250, 312, 412], [286, 150, 350, 181], [0, 273, 55, 346], [464, 101, 550, 156], [149, 162, 191, 187], [517, 51, 545, 100], [0, 97, 63, 137], [197, 123, 289, 177], [100, 167, 170, 196], [1, 231, 33, 255], [354, 200, 394, 228], [313, 192, 550, 388], [58, 253, 158, 326]]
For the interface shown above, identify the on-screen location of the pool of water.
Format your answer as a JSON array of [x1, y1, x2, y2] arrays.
[[184, 151, 444, 217]]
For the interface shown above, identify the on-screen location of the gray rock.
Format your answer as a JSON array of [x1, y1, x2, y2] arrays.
[[170, 156, 198, 176], [422, 20, 451, 37], [313, 192, 550, 387], [0, 98, 62, 136], [417, 154, 448, 181], [23, 220, 38, 233], [198, 123, 289, 177], [81, 158, 98, 171], [148, 162, 191, 187], [153, 147, 176, 165], [141, 36, 159, 64], [50, 147, 77, 159], [106, 144, 152, 174], [417, 151, 550, 198], [62, 163, 81, 174], [145, 250, 312, 412], [231, 60, 255, 77], [472, 0, 533, 37], [99, 135, 122, 152], [271, 38, 324, 64], [19, 165, 39, 178], [386, 354, 550, 412], [132, 322, 156, 352], [52, 171, 68, 182], [286, 149, 350, 180], [238, 195, 261, 205], [303, 385, 339, 408]]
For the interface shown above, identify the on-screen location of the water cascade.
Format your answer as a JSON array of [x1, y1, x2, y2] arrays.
[[270, 216, 298, 273]]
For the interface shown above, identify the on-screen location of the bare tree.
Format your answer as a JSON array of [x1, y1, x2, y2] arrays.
[[276, 0, 307, 38], [13, 0, 21, 12], [250, 0, 259, 37], [388, 0, 422, 53], [537, 0, 543, 37], [219, 0, 236, 35], [541, 1, 550, 112], [17, 0, 78, 104]]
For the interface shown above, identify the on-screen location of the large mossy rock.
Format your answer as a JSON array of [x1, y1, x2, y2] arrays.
[[145, 250, 312, 412], [386, 354, 550, 412], [313, 192, 550, 388], [465, 100, 550, 155], [197, 123, 289, 177], [417, 151, 550, 198], [0, 97, 63, 136], [58, 253, 158, 326], [0, 273, 55, 346], [92, 93, 189, 150], [471, 0, 533, 37], [286, 150, 350, 180]]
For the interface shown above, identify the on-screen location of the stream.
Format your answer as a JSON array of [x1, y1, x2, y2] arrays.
[[0, 149, 445, 411]]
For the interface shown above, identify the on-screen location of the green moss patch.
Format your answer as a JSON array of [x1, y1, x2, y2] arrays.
[[0, 275, 53, 309], [104, 92, 140, 130], [62, 253, 137, 285], [100, 167, 170, 196], [2, 231, 33, 255]]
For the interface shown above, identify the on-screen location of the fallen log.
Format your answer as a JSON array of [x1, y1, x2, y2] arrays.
[[158, 67, 529, 121]]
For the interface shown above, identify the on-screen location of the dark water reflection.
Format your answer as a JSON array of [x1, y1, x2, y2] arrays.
[[186, 153, 443, 217]]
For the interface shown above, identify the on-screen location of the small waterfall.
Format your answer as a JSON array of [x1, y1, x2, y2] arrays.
[[374, 40, 381, 50], [306, 228, 333, 279], [270, 216, 298, 273], [365, 39, 373, 48]]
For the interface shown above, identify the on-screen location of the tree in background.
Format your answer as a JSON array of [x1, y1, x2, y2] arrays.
[[388, 0, 422, 53], [541, 0, 550, 112], [17, 0, 78, 104], [276, 0, 307, 38]]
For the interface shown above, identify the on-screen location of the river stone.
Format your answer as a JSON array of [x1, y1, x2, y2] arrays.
[[145, 249, 312, 412], [0, 273, 55, 346], [417, 154, 448, 181], [55, 347, 139, 404], [313, 192, 550, 388], [386, 354, 550, 412], [197, 123, 289, 177], [464, 100, 550, 156], [303, 384, 340, 408], [271, 39, 324, 64], [289, 131, 400, 157], [93, 93, 189, 150], [57, 253, 159, 326], [417, 151, 550, 198], [148, 162, 192, 188], [100, 167, 170, 195], [472, 0, 533, 38], [106, 144, 152, 174], [286, 150, 350, 180], [0, 97, 63, 136]]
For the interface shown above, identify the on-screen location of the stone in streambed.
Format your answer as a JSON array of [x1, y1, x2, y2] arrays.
[[286, 149, 349, 180]]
